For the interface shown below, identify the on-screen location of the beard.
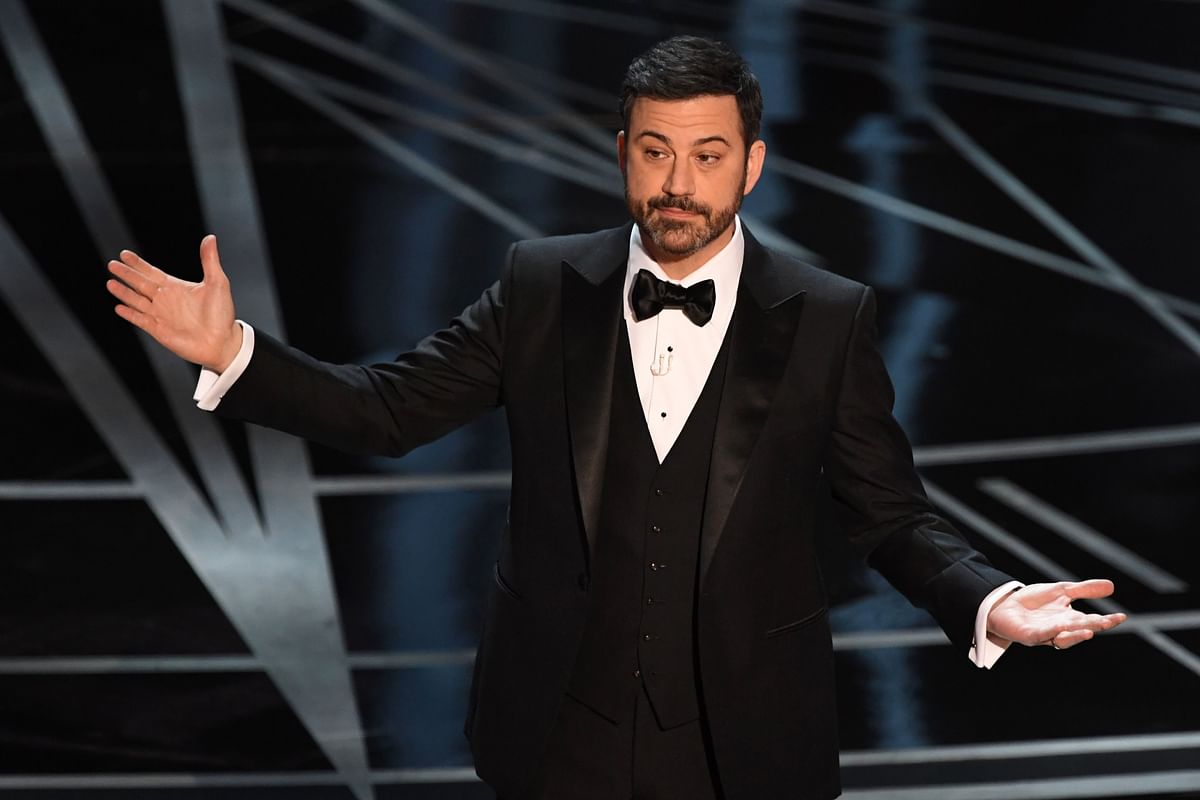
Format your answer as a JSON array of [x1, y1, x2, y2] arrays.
[[626, 173, 745, 259]]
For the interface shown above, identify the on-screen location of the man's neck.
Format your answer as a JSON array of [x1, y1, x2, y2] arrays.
[[641, 223, 737, 280]]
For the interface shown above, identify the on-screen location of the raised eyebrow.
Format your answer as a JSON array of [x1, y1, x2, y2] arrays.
[[635, 131, 732, 149], [636, 131, 673, 146]]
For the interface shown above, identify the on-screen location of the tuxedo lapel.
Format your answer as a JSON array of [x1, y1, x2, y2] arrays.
[[699, 226, 808, 587], [562, 225, 631, 559]]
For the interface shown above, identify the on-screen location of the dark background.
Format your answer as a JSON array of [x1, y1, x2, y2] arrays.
[[1, 1, 1198, 798]]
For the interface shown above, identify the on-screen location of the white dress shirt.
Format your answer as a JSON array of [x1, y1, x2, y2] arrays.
[[624, 217, 744, 463], [193, 217, 1017, 667]]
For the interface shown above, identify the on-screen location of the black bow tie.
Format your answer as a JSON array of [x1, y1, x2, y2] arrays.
[[630, 269, 716, 327]]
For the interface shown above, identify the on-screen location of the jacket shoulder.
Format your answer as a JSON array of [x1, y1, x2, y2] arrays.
[[510, 226, 627, 267], [758, 244, 869, 314]]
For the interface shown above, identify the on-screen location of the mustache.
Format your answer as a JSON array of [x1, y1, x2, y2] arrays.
[[646, 195, 712, 216]]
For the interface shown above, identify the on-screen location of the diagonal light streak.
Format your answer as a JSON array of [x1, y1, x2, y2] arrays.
[[924, 479, 1200, 680], [0, 217, 387, 779], [0, 216, 226, 553], [755, 13, 1200, 112], [767, 155, 1200, 321], [930, 46, 1200, 111], [794, 43, 1200, 130], [346, 0, 615, 152], [442, 0, 647, 34], [979, 478, 1188, 594], [0, 0, 262, 539], [914, 422, 1200, 465], [222, 0, 613, 175], [229, 47, 617, 195], [452, 0, 1200, 97], [241, 50, 543, 239], [163, 2, 371, 798], [0, 211, 368, 797], [792, 0, 1200, 93], [446, 0, 1200, 131], [925, 103, 1200, 358]]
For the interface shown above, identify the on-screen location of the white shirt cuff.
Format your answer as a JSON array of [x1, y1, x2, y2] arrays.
[[194, 321, 254, 411], [969, 580, 1023, 669]]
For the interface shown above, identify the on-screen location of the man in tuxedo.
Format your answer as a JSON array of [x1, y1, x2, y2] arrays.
[[107, 35, 1124, 800]]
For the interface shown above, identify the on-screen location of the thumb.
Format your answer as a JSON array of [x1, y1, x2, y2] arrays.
[[199, 234, 226, 283]]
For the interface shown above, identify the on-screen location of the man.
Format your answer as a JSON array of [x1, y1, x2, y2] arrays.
[[106, 36, 1125, 800]]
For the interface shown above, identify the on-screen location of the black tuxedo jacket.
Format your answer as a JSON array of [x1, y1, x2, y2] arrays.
[[218, 223, 1012, 800]]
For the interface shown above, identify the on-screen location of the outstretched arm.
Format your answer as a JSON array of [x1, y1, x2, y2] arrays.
[[106, 234, 242, 372], [987, 579, 1126, 650]]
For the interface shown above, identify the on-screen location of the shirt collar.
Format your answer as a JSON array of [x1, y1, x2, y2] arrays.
[[624, 215, 745, 322]]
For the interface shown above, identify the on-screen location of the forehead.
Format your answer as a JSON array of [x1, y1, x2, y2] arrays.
[[627, 95, 741, 144]]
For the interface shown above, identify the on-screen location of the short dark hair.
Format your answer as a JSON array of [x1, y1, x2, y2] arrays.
[[620, 35, 763, 149]]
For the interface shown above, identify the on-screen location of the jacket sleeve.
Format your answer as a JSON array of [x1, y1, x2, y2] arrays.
[[214, 243, 516, 458], [824, 285, 1013, 652]]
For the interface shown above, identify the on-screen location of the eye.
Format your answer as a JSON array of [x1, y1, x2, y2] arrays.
[[644, 148, 670, 160], [696, 153, 721, 166]]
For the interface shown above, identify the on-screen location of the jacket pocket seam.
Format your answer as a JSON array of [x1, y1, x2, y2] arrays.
[[493, 561, 523, 601], [765, 606, 827, 639]]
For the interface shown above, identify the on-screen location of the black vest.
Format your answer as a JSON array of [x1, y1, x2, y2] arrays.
[[567, 322, 731, 729]]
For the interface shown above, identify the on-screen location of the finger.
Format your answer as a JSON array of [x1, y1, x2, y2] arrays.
[[199, 234, 225, 284], [1062, 612, 1124, 631], [118, 249, 167, 282], [108, 260, 161, 298], [114, 302, 157, 336], [106, 279, 154, 314], [1050, 629, 1095, 650], [1039, 612, 1127, 645], [1062, 579, 1116, 600]]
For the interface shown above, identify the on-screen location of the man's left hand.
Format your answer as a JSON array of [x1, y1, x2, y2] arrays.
[[987, 579, 1127, 650]]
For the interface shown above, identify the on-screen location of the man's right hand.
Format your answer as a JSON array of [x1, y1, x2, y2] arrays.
[[106, 234, 242, 373]]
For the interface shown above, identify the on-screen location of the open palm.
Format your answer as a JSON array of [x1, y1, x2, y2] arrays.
[[106, 235, 241, 372], [988, 579, 1127, 650]]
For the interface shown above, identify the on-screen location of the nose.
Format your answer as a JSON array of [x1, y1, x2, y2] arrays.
[[661, 157, 695, 197]]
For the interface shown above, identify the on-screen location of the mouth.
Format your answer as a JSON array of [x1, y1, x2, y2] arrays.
[[654, 206, 700, 220]]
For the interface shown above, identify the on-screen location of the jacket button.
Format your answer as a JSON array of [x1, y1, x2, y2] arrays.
[[646, 596, 656, 605], [650, 524, 661, 533], [649, 562, 665, 571], [654, 488, 665, 496], [633, 669, 641, 679], [577, 574, 588, 591]]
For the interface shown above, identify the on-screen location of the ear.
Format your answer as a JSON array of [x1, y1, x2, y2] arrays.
[[616, 130, 627, 177], [741, 139, 767, 197]]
